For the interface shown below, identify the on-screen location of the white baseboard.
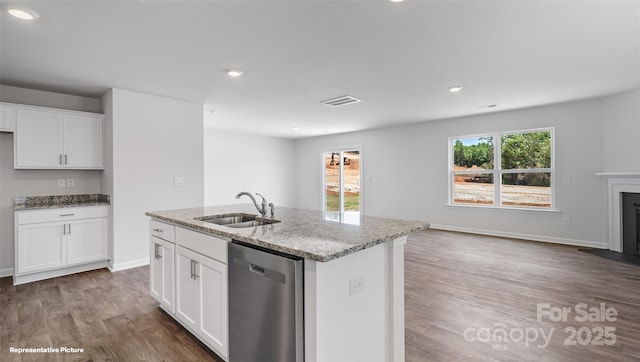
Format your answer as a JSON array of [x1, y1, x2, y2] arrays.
[[428, 224, 608, 249], [109, 257, 150, 272], [0, 267, 14, 278]]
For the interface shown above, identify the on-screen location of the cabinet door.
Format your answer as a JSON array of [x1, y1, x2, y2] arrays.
[[15, 109, 63, 168], [62, 114, 103, 168], [176, 246, 198, 331], [0, 104, 17, 132], [16, 222, 66, 274], [198, 255, 228, 358], [66, 217, 109, 265], [150, 237, 175, 313]]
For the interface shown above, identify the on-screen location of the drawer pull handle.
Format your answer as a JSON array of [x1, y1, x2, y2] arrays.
[[152, 228, 163, 233], [60, 214, 75, 217]]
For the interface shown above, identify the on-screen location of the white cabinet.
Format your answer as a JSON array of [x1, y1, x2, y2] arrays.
[[152, 223, 229, 360], [16, 221, 66, 274], [13, 104, 103, 169], [175, 245, 228, 357], [14, 205, 110, 285], [67, 217, 109, 265], [150, 220, 176, 314], [0, 103, 17, 132]]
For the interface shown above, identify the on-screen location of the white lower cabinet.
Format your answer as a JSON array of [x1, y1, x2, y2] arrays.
[[176, 245, 228, 359], [151, 222, 229, 361], [17, 221, 67, 274], [150, 236, 175, 313], [67, 217, 109, 265], [14, 205, 109, 285]]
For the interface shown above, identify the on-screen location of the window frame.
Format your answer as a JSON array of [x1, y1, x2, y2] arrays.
[[448, 127, 556, 210]]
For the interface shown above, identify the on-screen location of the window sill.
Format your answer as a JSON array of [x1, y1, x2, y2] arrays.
[[445, 203, 562, 214]]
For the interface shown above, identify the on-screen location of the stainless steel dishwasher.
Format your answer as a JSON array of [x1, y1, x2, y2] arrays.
[[228, 241, 304, 362]]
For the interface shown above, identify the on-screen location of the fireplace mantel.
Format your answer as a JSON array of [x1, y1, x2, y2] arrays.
[[596, 173, 640, 251]]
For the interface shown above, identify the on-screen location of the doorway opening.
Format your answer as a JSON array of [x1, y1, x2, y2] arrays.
[[323, 148, 361, 225]]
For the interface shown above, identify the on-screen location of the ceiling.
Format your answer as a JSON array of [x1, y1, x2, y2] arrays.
[[1, 0, 639, 139]]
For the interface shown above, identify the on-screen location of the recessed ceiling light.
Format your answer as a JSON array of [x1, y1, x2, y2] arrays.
[[478, 104, 497, 109], [226, 69, 243, 77], [6, 7, 39, 20], [291, 126, 300, 130], [390, 0, 405, 2], [449, 85, 463, 93]]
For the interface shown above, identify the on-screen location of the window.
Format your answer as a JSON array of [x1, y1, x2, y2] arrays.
[[450, 128, 554, 209], [323, 148, 361, 224]]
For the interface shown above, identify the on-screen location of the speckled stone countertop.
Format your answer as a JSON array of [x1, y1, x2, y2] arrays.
[[146, 205, 428, 262], [14, 194, 110, 211]]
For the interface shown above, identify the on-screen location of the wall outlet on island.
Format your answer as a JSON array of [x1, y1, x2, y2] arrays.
[[349, 275, 365, 296], [66, 179, 75, 187], [57, 179, 66, 188]]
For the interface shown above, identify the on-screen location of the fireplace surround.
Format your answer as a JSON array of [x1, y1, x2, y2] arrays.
[[596, 173, 640, 252]]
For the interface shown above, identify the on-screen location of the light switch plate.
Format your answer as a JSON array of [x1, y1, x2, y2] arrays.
[[57, 179, 66, 188], [174, 177, 184, 187], [66, 179, 75, 187]]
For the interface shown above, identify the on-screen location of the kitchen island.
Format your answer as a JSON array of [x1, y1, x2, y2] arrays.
[[146, 204, 428, 362]]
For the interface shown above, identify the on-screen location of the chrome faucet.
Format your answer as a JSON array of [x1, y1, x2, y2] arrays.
[[235, 192, 268, 217]]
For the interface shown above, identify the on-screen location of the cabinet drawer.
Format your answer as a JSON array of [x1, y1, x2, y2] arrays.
[[150, 220, 175, 242], [16, 205, 109, 225], [176, 227, 228, 264]]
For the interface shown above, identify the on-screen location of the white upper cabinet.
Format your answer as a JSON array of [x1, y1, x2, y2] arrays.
[[0, 103, 17, 132], [12, 103, 104, 169], [62, 114, 103, 168], [15, 109, 62, 168]]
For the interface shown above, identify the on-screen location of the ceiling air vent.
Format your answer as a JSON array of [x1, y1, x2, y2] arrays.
[[321, 95, 361, 107]]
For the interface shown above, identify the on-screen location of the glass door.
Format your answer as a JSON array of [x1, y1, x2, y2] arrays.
[[323, 148, 361, 224]]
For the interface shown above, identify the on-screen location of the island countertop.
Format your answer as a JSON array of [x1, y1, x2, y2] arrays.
[[146, 205, 428, 262]]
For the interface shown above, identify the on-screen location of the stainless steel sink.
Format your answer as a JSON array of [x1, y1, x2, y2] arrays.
[[196, 213, 257, 225], [226, 219, 280, 228], [195, 213, 281, 228]]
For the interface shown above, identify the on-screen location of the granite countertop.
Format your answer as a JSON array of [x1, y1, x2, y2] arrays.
[[14, 194, 110, 211], [146, 205, 428, 262]]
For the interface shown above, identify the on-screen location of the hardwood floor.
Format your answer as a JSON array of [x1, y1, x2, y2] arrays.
[[1, 229, 638, 361], [0, 266, 223, 362], [406, 229, 640, 362]]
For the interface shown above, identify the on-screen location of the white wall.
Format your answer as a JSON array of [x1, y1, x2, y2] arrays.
[[602, 89, 640, 172], [204, 129, 296, 208], [0, 85, 102, 276], [295, 98, 613, 248], [104, 88, 204, 271]]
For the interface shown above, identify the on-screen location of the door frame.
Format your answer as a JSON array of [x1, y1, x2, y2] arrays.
[[320, 144, 363, 223]]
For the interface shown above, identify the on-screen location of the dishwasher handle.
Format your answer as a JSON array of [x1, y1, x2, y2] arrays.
[[249, 263, 265, 276]]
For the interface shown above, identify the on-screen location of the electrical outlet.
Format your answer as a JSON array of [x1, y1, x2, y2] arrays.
[[57, 179, 66, 188], [66, 179, 75, 187], [349, 276, 365, 296], [563, 177, 571, 185], [174, 177, 184, 187], [562, 217, 571, 226]]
